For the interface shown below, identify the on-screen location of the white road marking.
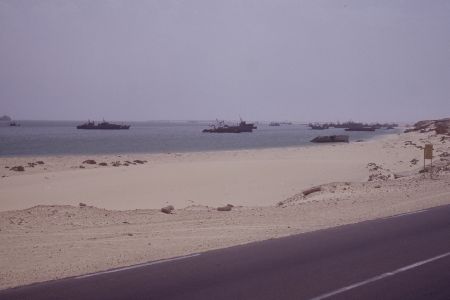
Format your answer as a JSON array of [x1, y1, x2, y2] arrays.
[[308, 251, 450, 300], [380, 209, 428, 220], [75, 253, 200, 279]]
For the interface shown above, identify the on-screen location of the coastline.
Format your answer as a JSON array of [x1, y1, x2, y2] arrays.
[[0, 133, 402, 211], [0, 121, 401, 158], [0, 130, 449, 289]]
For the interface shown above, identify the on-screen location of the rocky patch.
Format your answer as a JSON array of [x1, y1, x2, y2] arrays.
[[217, 204, 234, 211], [161, 205, 175, 214], [10, 166, 25, 172]]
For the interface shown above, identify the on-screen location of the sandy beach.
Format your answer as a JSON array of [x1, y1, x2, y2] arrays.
[[0, 132, 436, 210], [1, 130, 450, 289]]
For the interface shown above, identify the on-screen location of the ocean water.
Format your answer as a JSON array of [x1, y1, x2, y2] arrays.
[[0, 120, 400, 157]]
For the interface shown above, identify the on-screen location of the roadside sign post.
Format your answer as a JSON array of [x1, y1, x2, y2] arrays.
[[424, 144, 433, 177]]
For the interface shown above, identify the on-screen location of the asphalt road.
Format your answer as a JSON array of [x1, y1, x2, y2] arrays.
[[1, 204, 449, 300]]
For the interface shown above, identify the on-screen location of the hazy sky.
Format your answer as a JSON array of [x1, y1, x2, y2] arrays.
[[1, 0, 449, 122]]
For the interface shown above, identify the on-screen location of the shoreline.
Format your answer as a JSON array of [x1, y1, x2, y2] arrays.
[[0, 131, 398, 173], [0, 126, 401, 158], [0, 133, 403, 211]]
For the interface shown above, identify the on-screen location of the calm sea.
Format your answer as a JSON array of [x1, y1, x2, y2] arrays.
[[0, 120, 400, 157]]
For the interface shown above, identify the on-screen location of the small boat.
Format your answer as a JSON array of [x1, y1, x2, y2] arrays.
[[269, 122, 280, 126], [9, 122, 20, 127], [310, 135, 349, 143], [77, 120, 130, 130]]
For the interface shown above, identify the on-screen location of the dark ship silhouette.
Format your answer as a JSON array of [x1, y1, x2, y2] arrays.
[[203, 119, 257, 133], [309, 123, 329, 130], [308, 121, 398, 131], [77, 120, 130, 130], [0, 115, 12, 122]]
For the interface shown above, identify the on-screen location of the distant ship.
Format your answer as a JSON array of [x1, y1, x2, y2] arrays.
[[238, 119, 257, 130], [9, 121, 20, 127], [309, 123, 329, 130], [0, 115, 12, 122], [202, 119, 256, 133], [76, 120, 130, 130], [269, 122, 280, 126]]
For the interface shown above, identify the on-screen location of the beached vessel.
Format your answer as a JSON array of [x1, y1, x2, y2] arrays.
[[310, 135, 349, 143], [76, 120, 130, 130]]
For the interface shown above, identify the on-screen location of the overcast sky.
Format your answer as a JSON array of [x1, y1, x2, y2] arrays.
[[1, 0, 449, 122]]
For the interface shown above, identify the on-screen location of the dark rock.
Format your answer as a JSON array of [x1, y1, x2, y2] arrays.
[[79, 202, 87, 207], [394, 173, 406, 179], [36, 161, 45, 165], [435, 124, 448, 134], [111, 161, 121, 167], [79, 165, 85, 169], [410, 158, 419, 165], [367, 162, 380, 171], [11, 166, 25, 172], [405, 118, 450, 134], [217, 204, 233, 211], [98, 162, 108, 166], [303, 186, 321, 196], [83, 160, 96, 165], [161, 205, 175, 214]]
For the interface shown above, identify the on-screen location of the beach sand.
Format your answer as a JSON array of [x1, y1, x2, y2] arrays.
[[1, 131, 449, 289], [0, 132, 436, 210]]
